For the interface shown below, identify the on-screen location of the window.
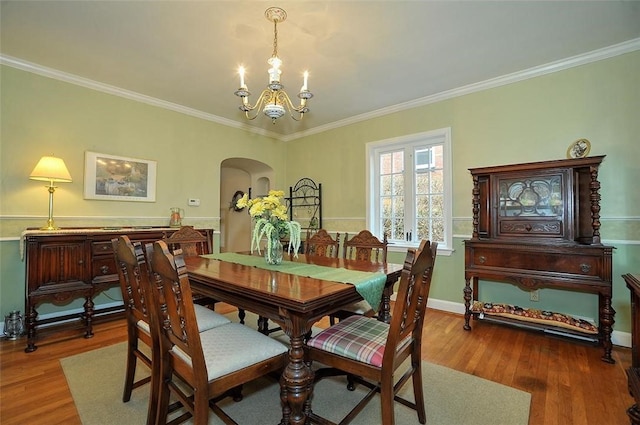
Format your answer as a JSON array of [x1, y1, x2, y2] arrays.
[[367, 128, 452, 253]]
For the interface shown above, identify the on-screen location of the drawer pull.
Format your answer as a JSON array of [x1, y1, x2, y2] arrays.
[[525, 224, 532, 232], [100, 265, 110, 275], [478, 255, 486, 264], [580, 263, 591, 273]]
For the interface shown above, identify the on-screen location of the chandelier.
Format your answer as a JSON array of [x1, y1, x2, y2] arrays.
[[234, 7, 313, 123]]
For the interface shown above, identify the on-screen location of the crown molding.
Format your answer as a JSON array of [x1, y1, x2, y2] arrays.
[[282, 37, 640, 142], [0, 55, 282, 140], [3, 37, 639, 143]]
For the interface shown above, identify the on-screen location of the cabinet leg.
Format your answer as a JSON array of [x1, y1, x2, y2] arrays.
[[463, 278, 472, 330], [25, 305, 38, 353], [600, 295, 616, 363], [83, 296, 94, 339]]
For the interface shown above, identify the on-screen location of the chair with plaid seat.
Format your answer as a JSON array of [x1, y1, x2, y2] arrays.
[[305, 239, 438, 425]]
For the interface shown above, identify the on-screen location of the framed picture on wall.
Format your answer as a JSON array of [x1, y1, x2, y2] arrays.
[[84, 151, 157, 202]]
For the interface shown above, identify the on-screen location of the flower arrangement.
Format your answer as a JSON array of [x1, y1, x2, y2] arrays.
[[236, 190, 301, 263]]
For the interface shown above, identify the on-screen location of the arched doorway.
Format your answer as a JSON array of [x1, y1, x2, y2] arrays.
[[220, 158, 274, 253]]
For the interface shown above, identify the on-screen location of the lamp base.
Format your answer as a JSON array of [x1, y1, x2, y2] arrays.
[[40, 218, 59, 231]]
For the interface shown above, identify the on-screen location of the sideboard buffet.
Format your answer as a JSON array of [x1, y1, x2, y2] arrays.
[[23, 226, 213, 352], [463, 156, 615, 363]]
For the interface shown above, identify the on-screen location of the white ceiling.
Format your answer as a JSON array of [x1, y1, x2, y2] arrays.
[[1, 1, 639, 141]]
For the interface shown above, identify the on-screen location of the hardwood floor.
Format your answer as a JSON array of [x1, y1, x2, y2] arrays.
[[0, 307, 633, 425]]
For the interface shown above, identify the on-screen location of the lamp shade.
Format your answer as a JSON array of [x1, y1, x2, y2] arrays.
[[29, 156, 72, 183]]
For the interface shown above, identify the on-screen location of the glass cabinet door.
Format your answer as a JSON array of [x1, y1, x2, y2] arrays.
[[495, 172, 566, 238], [498, 175, 563, 217]]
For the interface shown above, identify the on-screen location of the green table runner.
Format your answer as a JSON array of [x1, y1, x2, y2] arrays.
[[201, 252, 386, 312]]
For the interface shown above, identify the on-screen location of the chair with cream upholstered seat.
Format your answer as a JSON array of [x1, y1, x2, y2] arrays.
[[112, 236, 231, 425], [305, 239, 438, 425], [149, 240, 289, 425]]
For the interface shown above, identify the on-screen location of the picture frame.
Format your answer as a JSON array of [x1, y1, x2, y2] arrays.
[[84, 151, 157, 202], [566, 138, 591, 159]]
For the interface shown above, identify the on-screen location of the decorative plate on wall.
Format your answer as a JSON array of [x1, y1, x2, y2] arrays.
[[567, 138, 591, 159]]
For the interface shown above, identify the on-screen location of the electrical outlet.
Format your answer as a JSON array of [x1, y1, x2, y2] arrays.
[[530, 289, 540, 302]]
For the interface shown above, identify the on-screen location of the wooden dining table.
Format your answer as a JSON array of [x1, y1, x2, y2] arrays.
[[185, 252, 403, 425]]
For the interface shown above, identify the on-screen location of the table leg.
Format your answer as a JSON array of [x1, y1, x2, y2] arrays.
[[378, 285, 393, 323], [277, 315, 314, 425]]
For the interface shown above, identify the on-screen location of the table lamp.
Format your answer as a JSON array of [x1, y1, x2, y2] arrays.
[[29, 156, 72, 230]]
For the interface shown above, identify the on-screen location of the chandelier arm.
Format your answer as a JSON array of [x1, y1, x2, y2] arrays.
[[275, 91, 305, 121]]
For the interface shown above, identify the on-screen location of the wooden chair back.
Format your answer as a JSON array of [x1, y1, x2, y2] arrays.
[[343, 230, 388, 263], [305, 229, 340, 258], [112, 235, 158, 424], [112, 236, 151, 326], [305, 240, 437, 425], [162, 226, 211, 257], [149, 240, 288, 425], [384, 239, 438, 364], [149, 240, 206, 378]]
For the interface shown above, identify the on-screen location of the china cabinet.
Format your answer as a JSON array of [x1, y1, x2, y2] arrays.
[[463, 156, 615, 363], [23, 226, 213, 352]]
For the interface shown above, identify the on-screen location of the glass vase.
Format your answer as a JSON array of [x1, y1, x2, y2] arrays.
[[264, 235, 284, 265]]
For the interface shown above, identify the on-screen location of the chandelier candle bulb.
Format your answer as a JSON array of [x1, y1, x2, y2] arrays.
[[239, 67, 246, 89]]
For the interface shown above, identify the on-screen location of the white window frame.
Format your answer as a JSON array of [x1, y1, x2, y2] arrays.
[[366, 127, 453, 255]]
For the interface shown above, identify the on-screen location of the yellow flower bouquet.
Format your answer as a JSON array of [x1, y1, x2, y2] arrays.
[[236, 190, 301, 264]]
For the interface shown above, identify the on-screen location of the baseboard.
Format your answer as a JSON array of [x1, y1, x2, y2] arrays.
[[2, 298, 630, 348]]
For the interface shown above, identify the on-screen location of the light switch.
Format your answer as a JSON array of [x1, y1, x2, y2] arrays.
[[188, 198, 200, 206]]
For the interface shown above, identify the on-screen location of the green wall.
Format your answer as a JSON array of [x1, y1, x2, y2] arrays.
[[1, 50, 638, 344], [285, 50, 640, 341]]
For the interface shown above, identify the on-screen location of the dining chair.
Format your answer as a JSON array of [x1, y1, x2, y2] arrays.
[[112, 236, 231, 425], [305, 228, 340, 258], [149, 240, 289, 425], [305, 239, 438, 425], [162, 225, 217, 309], [330, 230, 389, 325]]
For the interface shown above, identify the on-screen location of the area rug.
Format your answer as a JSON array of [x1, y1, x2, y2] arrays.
[[61, 340, 530, 425]]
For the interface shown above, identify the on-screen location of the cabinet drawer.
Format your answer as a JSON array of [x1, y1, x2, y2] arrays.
[[92, 257, 117, 281], [92, 241, 114, 256], [470, 248, 603, 279], [498, 219, 563, 237]]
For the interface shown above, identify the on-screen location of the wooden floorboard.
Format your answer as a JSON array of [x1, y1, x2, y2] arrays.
[[0, 306, 633, 425]]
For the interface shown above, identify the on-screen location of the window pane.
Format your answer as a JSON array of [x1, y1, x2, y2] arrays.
[[392, 174, 404, 195], [432, 218, 444, 242], [392, 218, 404, 240], [430, 169, 444, 193], [432, 145, 444, 168], [381, 197, 392, 217], [380, 175, 392, 196], [417, 218, 429, 240], [380, 152, 392, 174], [392, 151, 404, 173], [416, 195, 429, 218], [416, 173, 429, 194]]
